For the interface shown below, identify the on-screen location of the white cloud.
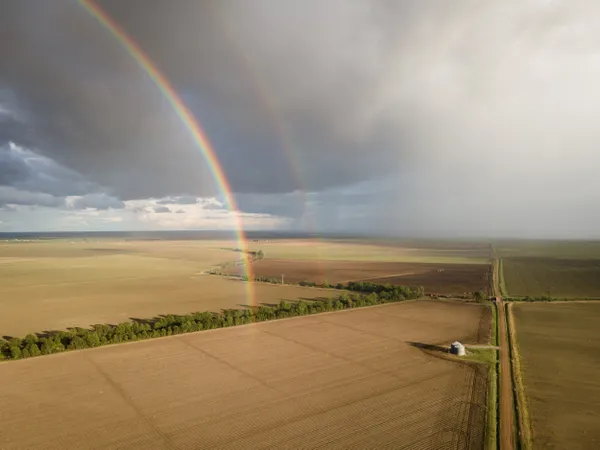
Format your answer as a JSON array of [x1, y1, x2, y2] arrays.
[[124, 196, 289, 230], [65, 193, 125, 210]]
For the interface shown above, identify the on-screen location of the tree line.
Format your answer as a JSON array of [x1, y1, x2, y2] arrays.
[[0, 283, 423, 362], [242, 277, 426, 297], [509, 295, 557, 302]]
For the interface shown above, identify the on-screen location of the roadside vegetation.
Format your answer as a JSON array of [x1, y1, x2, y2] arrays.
[[490, 301, 498, 347], [463, 347, 498, 450], [498, 258, 507, 297], [511, 303, 600, 449], [506, 303, 532, 450], [0, 283, 423, 361]]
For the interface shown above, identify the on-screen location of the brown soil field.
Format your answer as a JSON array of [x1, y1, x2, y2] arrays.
[[513, 302, 600, 449], [245, 239, 490, 264], [0, 241, 338, 337], [0, 300, 490, 450], [228, 259, 491, 295]]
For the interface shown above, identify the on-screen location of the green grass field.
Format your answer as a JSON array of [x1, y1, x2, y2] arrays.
[[502, 257, 600, 298]]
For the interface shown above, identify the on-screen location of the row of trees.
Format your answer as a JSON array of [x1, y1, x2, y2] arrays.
[[0, 285, 423, 361], [510, 295, 557, 302], [242, 277, 426, 299]]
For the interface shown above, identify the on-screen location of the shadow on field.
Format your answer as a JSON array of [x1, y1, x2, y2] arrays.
[[407, 341, 449, 354]]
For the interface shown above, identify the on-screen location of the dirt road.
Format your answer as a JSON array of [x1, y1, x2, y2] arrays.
[[498, 297, 515, 450]]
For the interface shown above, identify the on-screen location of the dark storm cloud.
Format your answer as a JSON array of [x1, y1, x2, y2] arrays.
[[3, 1, 600, 236], [0, 141, 123, 210], [0, 142, 95, 197], [0, 0, 410, 200], [235, 192, 306, 219]]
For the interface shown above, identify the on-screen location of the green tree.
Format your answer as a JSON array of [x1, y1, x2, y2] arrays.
[[26, 343, 41, 357], [68, 336, 88, 350], [9, 345, 22, 359], [85, 332, 101, 348], [279, 300, 291, 311], [24, 334, 38, 347], [474, 291, 486, 303], [8, 337, 22, 348]]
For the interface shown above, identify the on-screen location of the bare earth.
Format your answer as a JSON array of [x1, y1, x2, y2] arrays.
[[226, 258, 491, 295], [0, 300, 489, 450], [0, 241, 337, 337], [513, 302, 600, 449], [497, 298, 515, 450]]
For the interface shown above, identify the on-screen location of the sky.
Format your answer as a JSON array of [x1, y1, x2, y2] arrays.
[[1, 0, 600, 238]]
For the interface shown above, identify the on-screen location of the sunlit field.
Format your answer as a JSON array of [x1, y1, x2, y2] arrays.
[[0, 240, 338, 337], [0, 300, 490, 450]]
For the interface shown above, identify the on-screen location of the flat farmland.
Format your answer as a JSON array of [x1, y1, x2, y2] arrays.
[[513, 303, 600, 449], [246, 239, 490, 264], [503, 257, 600, 297], [496, 240, 600, 260], [228, 259, 491, 295], [0, 240, 337, 337], [0, 300, 490, 450]]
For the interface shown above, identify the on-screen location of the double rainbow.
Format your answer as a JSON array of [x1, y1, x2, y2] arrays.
[[78, 0, 255, 304]]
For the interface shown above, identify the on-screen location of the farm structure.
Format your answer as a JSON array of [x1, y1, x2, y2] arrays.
[[450, 341, 466, 356]]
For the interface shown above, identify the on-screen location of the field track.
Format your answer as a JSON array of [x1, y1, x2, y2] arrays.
[[0, 300, 489, 450], [498, 298, 515, 450]]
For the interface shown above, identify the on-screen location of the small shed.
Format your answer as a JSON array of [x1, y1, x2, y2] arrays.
[[450, 341, 465, 356]]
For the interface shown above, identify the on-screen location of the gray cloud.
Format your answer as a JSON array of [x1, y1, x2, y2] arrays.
[[0, 141, 124, 211], [0, 142, 95, 197], [70, 193, 125, 210], [153, 205, 171, 213], [0, 186, 64, 208], [0, 0, 406, 200], [2, 1, 600, 236]]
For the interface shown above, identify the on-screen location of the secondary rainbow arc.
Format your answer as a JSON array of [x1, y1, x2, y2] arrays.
[[78, 0, 255, 304]]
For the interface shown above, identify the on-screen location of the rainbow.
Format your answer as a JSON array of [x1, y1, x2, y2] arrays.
[[78, 0, 255, 304]]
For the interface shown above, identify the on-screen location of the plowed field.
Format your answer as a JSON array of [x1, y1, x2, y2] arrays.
[[513, 302, 600, 449], [227, 259, 491, 295], [0, 300, 490, 450]]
